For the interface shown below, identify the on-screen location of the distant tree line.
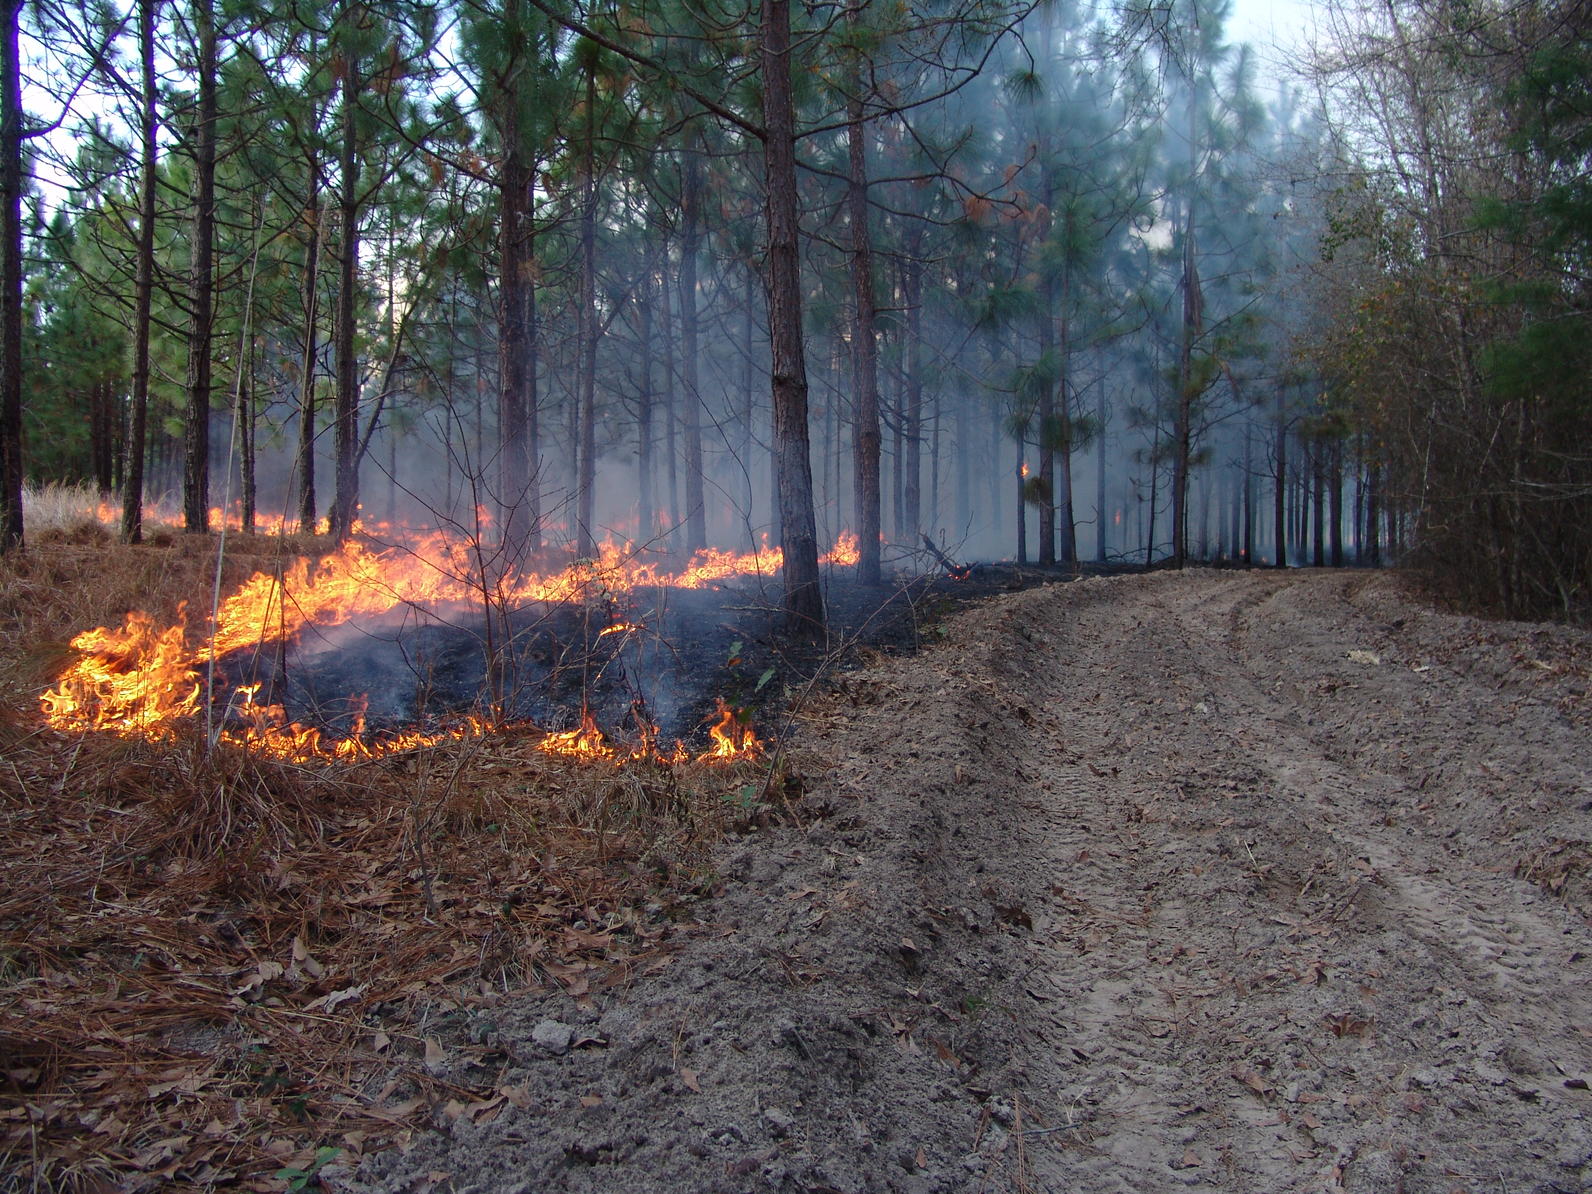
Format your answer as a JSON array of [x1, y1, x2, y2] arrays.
[[0, 0, 1583, 627]]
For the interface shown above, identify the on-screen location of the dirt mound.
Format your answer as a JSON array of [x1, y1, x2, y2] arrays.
[[335, 569, 1592, 1194]]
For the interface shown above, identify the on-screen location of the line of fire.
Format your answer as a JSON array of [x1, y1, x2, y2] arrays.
[[39, 509, 868, 763]]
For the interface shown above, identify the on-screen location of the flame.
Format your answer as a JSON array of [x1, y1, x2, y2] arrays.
[[821, 530, 859, 566], [538, 710, 613, 760], [38, 523, 841, 764], [706, 698, 761, 761], [1020, 462, 1030, 478]]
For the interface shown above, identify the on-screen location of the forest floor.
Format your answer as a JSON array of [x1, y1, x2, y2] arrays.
[[332, 567, 1592, 1194]]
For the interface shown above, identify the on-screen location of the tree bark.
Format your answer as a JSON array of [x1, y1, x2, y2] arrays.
[[659, 261, 679, 532], [296, 175, 321, 533], [575, 61, 598, 557], [1173, 200, 1200, 570], [1273, 397, 1287, 568], [122, 0, 160, 545], [902, 250, 923, 549], [678, 149, 706, 552], [0, 0, 23, 552], [330, 7, 363, 542], [761, 0, 823, 634], [496, 17, 536, 565], [845, 27, 882, 585], [1330, 437, 1344, 567], [182, 0, 217, 533], [637, 263, 654, 540]]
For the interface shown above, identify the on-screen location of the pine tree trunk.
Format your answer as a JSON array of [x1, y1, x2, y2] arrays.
[[497, 32, 535, 565], [576, 63, 598, 558], [93, 381, 115, 499], [1312, 438, 1326, 567], [637, 264, 654, 542], [659, 264, 679, 534], [330, 25, 362, 542], [182, 0, 217, 533], [902, 252, 923, 546], [1054, 273, 1075, 565], [740, 266, 755, 533], [1330, 437, 1344, 567], [1173, 203, 1200, 570], [1366, 462, 1381, 567], [762, 0, 823, 634], [1016, 455, 1028, 564], [678, 151, 706, 553], [122, 0, 160, 545], [296, 176, 321, 534], [845, 36, 882, 585], [241, 367, 256, 533], [1095, 388, 1108, 563], [1273, 397, 1287, 568], [0, 0, 23, 552], [1145, 420, 1160, 567]]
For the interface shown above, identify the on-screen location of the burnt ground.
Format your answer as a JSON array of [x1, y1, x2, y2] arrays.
[[333, 568, 1592, 1194], [214, 561, 1050, 750]]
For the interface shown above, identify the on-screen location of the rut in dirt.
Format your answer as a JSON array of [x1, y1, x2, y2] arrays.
[[342, 568, 1592, 1194]]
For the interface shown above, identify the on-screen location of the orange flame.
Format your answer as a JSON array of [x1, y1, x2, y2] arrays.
[[38, 524, 836, 764], [538, 710, 612, 760], [706, 698, 761, 761], [821, 530, 860, 566]]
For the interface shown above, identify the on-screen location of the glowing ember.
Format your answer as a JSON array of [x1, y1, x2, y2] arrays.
[[38, 525, 845, 764]]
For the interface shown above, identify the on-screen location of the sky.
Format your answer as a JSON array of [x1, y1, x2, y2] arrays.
[[1228, 0, 1319, 49]]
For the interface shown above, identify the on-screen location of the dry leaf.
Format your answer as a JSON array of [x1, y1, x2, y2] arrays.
[[423, 1037, 445, 1072], [1231, 1068, 1271, 1096], [500, 1084, 533, 1109], [1175, 1147, 1201, 1169], [579, 1095, 603, 1108], [680, 1068, 701, 1093]]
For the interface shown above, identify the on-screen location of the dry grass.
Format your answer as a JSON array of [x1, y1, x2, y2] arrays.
[[0, 529, 775, 1192]]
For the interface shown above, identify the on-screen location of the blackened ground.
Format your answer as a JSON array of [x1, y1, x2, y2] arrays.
[[212, 562, 1115, 750]]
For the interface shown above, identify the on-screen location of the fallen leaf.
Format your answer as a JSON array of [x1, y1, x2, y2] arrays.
[[680, 1068, 701, 1093], [423, 1037, 445, 1071], [307, 984, 365, 1013], [500, 1084, 533, 1109], [579, 1094, 603, 1108], [1174, 1147, 1201, 1169], [1231, 1067, 1271, 1096]]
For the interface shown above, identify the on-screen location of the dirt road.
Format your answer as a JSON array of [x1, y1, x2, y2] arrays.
[[344, 569, 1592, 1194]]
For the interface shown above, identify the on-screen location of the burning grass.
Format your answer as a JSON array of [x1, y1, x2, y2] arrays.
[[0, 531, 798, 1192]]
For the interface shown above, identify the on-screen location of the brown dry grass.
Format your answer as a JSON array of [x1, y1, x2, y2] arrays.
[[0, 529, 773, 1192]]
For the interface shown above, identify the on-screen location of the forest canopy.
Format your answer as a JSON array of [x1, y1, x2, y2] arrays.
[[0, 0, 1587, 623]]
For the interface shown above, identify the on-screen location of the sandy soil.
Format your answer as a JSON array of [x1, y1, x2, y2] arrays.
[[336, 568, 1592, 1194]]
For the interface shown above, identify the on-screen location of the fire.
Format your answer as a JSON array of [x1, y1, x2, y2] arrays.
[[1020, 462, 1030, 478], [821, 530, 860, 566], [706, 698, 761, 760], [538, 710, 612, 760], [38, 524, 843, 764]]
